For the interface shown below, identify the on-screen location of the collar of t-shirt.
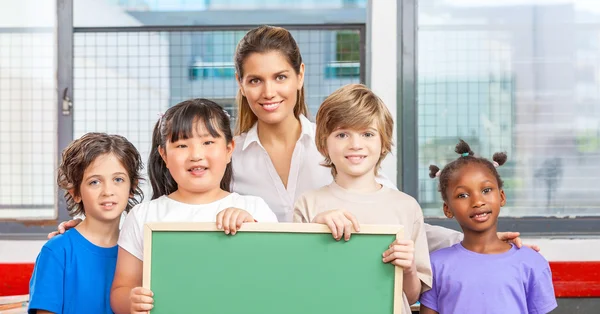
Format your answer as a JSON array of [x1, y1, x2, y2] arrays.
[[241, 114, 314, 151]]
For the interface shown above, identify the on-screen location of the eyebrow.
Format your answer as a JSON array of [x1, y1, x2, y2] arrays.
[[246, 70, 290, 78], [84, 172, 127, 181], [453, 180, 494, 191]]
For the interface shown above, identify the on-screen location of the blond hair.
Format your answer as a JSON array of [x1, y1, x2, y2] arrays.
[[234, 25, 308, 135], [315, 84, 394, 177]]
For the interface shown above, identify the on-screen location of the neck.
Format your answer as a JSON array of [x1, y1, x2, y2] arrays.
[[461, 225, 510, 254], [257, 115, 302, 146], [334, 171, 381, 192], [170, 187, 229, 205], [75, 216, 120, 248]]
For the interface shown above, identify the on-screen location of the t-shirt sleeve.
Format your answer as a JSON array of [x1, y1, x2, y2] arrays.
[[117, 208, 144, 261], [251, 197, 279, 223], [411, 202, 433, 293], [292, 194, 311, 223], [28, 246, 65, 314], [527, 262, 558, 314], [425, 223, 463, 253], [418, 256, 439, 312]]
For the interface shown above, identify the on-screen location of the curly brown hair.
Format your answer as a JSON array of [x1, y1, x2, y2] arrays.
[[429, 139, 507, 201], [57, 132, 144, 217]]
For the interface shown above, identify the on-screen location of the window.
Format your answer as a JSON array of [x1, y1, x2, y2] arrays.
[[417, 0, 600, 219]]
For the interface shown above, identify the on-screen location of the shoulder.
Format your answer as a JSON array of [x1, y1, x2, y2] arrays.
[[383, 188, 423, 213], [300, 185, 331, 200], [513, 246, 550, 267], [228, 193, 268, 208], [43, 229, 77, 252], [429, 243, 461, 264], [233, 133, 248, 154]]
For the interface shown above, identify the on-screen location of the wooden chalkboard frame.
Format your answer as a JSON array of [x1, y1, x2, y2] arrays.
[[143, 222, 405, 314]]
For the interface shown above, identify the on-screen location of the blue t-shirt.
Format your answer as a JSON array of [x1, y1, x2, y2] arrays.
[[420, 243, 557, 314], [28, 228, 117, 314]]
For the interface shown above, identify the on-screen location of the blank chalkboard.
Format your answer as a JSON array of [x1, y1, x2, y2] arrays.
[[143, 222, 404, 314]]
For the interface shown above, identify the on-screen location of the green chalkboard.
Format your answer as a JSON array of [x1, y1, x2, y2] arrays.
[[143, 222, 404, 314]]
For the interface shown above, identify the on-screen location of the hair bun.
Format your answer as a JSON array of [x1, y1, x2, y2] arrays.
[[429, 165, 440, 178]]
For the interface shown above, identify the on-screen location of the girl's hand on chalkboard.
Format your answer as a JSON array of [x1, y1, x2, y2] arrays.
[[382, 239, 416, 273], [216, 207, 255, 235], [312, 210, 360, 241], [130, 286, 154, 313]]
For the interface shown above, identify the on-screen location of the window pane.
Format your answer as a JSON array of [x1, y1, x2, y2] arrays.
[[418, 0, 600, 217], [74, 0, 366, 27], [0, 0, 56, 219]]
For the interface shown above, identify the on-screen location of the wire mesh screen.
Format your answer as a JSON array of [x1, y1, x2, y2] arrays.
[[418, 10, 600, 217], [73, 27, 363, 198], [0, 31, 56, 219]]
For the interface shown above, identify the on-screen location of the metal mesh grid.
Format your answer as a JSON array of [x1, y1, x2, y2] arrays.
[[73, 27, 363, 197], [0, 31, 56, 219], [417, 24, 600, 217]]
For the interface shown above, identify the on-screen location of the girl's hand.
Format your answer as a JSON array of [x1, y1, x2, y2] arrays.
[[47, 218, 83, 239], [382, 239, 416, 273], [497, 231, 541, 252], [312, 210, 360, 241], [216, 207, 255, 235], [130, 286, 154, 314]]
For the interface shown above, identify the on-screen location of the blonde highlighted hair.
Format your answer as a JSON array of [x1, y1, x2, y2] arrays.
[[234, 25, 308, 135], [315, 84, 394, 177]]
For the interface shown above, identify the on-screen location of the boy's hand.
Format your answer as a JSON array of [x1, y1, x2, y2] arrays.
[[130, 286, 154, 314], [216, 207, 255, 235], [312, 210, 360, 241], [497, 231, 541, 252], [47, 218, 82, 239], [382, 239, 416, 274]]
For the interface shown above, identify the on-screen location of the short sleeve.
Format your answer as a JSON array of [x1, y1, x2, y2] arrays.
[[418, 260, 439, 312], [411, 204, 433, 293], [527, 264, 558, 314], [28, 246, 65, 314], [117, 208, 144, 261], [251, 197, 279, 223], [293, 195, 310, 223], [425, 223, 463, 253]]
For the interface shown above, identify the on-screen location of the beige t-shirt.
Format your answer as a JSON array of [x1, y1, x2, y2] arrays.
[[293, 182, 433, 313]]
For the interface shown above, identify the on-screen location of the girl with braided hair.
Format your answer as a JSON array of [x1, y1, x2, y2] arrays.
[[419, 140, 557, 314]]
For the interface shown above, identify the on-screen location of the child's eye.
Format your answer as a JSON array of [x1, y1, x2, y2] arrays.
[[114, 177, 125, 183], [203, 141, 214, 145], [89, 180, 100, 186], [249, 78, 260, 84], [457, 193, 468, 199], [335, 133, 348, 139], [482, 187, 492, 194], [276, 75, 287, 81], [176, 144, 187, 148], [363, 132, 375, 137]]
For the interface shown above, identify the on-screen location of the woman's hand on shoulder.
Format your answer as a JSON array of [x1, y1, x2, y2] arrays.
[[47, 218, 83, 239], [130, 286, 154, 314], [312, 209, 360, 241], [497, 231, 541, 252], [216, 207, 255, 235]]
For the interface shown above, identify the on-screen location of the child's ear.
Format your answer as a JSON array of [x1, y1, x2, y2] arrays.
[[226, 139, 235, 163], [68, 188, 81, 204], [158, 146, 168, 166], [443, 202, 454, 218], [500, 189, 506, 207]]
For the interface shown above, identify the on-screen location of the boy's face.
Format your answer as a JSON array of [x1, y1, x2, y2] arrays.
[[325, 122, 382, 182], [73, 153, 131, 222], [443, 163, 506, 233]]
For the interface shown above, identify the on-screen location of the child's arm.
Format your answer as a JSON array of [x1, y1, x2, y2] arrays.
[[28, 247, 65, 314], [527, 262, 558, 313], [382, 239, 421, 304], [419, 304, 439, 314], [36, 311, 54, 314], [110, 247, 154, 314]]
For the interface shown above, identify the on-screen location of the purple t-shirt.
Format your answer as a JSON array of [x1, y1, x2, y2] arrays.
[[420, 243, 557, 314]]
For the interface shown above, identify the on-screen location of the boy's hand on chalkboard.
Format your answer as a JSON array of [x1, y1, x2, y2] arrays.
[[130, 286, 154, 313], [216, 207, 255, 235], [47, 218, 83, 239], [382, 239, 416, 273], [312, 210, 360, 241]]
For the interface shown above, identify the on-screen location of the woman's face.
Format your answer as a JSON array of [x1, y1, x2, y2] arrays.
[[237, 51, 304, 127]]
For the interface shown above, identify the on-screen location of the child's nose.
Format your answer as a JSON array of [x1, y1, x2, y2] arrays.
[[190, 145, 204, 161]]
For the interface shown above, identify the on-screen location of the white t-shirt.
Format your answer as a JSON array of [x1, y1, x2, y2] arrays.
[[118, 193, 278, 261], [232, 114, 395, 222]]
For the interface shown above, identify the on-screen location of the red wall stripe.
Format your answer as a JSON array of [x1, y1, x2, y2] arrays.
[[1, 262, 599, 297]]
